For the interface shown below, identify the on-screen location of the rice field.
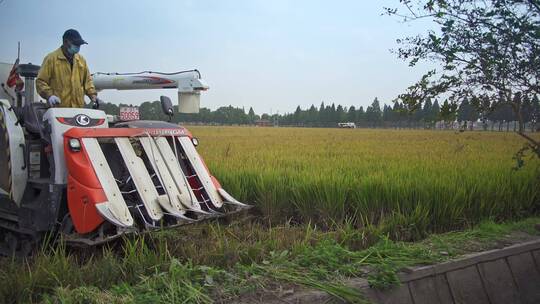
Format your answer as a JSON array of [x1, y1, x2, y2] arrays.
[[1, 127, 538, 303], [191, 127, 540, 240]]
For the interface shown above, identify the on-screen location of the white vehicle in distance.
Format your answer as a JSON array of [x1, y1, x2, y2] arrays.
[[338, 122, 356, 129]]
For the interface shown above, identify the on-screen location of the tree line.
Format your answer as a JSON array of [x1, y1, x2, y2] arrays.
[[95, 94, 540, 131]]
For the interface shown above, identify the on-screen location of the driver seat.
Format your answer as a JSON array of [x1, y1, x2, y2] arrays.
[[23, 102, 49, 135]]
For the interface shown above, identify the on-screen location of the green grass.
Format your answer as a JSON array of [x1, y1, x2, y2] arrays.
[[1, 217, 539, 303]]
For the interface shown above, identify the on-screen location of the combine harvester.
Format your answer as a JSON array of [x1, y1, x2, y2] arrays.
[[0, 61, 249, 255]]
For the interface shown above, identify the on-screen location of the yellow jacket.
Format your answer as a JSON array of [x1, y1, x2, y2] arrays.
[[36, 48, 96, 108]]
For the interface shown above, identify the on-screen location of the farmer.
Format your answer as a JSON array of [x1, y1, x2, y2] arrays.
[[36, 29, 101, 108]]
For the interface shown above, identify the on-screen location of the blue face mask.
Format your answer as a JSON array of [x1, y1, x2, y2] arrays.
[[67, 43, 80, 55]]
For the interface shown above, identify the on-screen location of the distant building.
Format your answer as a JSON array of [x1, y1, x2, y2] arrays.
[[255, 119, 272, 127]]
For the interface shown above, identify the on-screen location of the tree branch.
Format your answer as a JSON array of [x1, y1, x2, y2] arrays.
[[527, 0, 540, 14]]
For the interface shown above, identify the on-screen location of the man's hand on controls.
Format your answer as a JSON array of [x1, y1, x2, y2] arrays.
[[90, 95, 102, 109], [47, 95, 61, 106]]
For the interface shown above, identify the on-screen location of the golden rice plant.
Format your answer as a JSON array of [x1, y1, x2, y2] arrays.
[[191, 126, 539, 239]]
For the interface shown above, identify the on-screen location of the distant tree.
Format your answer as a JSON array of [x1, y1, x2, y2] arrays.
[[412, 100, 424, 126], [440, 100, 457, 129], [357, 106, 366, 126], [319, 102, 325, 114], [387, 0, 540, 158], [457, 98, 478, 129], [248, 107, 256, 124], [466, 101, 479, 130], [139, 100, 167, 121], [457, 98, 469, 124], [490, 99, 506, 131], [103, 102, 119, 116], [336, 104, 346, 123], [431, 100, 440, 122], [532, 95, 540, 131], [365, 97, 382, 127], [319, 102, 327, 125], [198, 107, 213, 123], [522, 95, 533, 127], [209, 105, 249, 124], [293, 105, 302, 124], [422, 98, 433, 128], [307, 104, 318, 125], [472, 96, 492, 130], [87, 101, 120, 116], [392, 101, 404, 128], [382, 104, 393, 127], [347, 105, 357, 123]]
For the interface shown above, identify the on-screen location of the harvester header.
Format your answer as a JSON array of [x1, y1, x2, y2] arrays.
[[0, 62, 248, 254]]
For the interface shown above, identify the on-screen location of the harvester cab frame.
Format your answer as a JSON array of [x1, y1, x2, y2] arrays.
[[0, 62, 249, 255]]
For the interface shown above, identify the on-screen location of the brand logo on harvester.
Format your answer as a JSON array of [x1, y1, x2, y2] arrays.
[[132, 76, 175, 85], [143, 128, 185, 136], [75, 114, 91, 126]]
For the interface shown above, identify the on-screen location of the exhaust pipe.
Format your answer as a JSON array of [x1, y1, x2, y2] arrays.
[[16, 63, 40, 106]]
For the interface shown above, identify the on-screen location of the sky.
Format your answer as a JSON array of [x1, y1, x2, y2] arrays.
[[0, 0, 434, 114]]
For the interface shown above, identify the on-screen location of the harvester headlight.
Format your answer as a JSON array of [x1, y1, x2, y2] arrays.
[[191, 137, 199, 147], [69, 138, 81, 152]]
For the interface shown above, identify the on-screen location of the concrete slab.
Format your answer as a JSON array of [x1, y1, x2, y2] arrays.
[[446, 266, 490, 304], [507, 252, 540, 304], [400, 239, 540, 283], [433, 274, 455, 304], [409, 275, 453, 304], [375, 284, 413, 304], [409, 276, 439, 304], [477, 259, 521, 304], [532, 250, 540, 270]]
